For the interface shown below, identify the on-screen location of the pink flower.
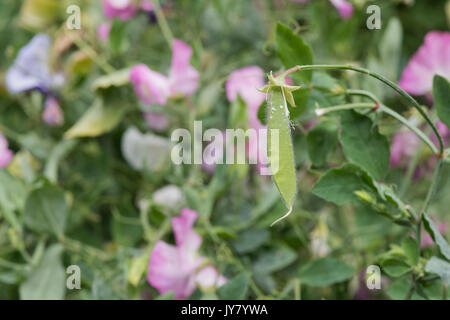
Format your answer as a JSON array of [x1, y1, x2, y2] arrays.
[[43, 96, 64, 126], [291, 0, 354, 19], [130, 39, 199, 106], [329, 0, 354, 19], [97, 23, 111, 42], [102, 0, 138, 21], [144, 111, 170, 132], [147, 208, 226, 299], [226, 66, 265, 111], [399, 31, 450, 96], [421, 222, 447, 248], [0, 133, 13, 168], [226, 66, 269, 174], [390, 130, 420, 168]]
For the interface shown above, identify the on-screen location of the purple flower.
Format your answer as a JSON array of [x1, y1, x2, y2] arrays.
[[390, 130, 420, 168], [399, 31, 450, 96], [130, 39, 199, 106], [147, 208, 226, 299], [0, 133, 13, 169], [6, 34, 64, 95], [42, 96, 64, 126]]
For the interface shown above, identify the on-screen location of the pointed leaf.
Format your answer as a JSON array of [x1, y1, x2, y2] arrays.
[[433, 75, 450, 129]]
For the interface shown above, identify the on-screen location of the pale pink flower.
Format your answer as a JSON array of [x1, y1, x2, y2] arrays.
[[97, 23, 111, 42], [421, 222, 447, 248], [399, 31, 450, 96], [390, 130, 420, 168], [195, 266, 227, 290], [0, 133, 13, 168], [291, 0, 354, 19], [141, 0, 154, 12], [226, 66, 269, 174], [226, 66, 265, 111], [130, 39, 199, 106], [42, 96, 64, 126], [147, 208, 226, 299], [102, 0, 138, 20], [144, 111, 170, 132]]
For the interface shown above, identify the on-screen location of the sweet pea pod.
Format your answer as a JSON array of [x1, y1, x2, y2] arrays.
[[267, 86, 297, 226]]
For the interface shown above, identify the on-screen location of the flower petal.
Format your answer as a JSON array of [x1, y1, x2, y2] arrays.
[[168, 39, 199, 97], [130, 64, 170, 105], [172, 208, 202, 251]]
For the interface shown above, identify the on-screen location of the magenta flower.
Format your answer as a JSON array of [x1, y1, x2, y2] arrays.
[[0, 133, 13, 169], [399, 31, 450, 96], [42, 96, 64, 126], [291, 0, 354, 19], [147, 208, 226, 299], [130, 39, 199, 106]]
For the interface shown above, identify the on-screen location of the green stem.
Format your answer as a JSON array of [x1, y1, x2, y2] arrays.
[[285, 65, 444, 155], [315, 103, 375, 115], [152, 0, 174, 48], [380, 106, 437, 155]]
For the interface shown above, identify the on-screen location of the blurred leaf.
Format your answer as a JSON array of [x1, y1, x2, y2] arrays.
[[92, 68, 131, 91], [0, 171, 27, 230], [19, 0, 62, 30], [109, 19, 130, 54], [433, 75, 450, 129], [253, 246, 296, 274], [298, 257, 354, 287], [217, 273, 250, 300], [379, 17, 403, 81], [24, 184, 67, 238], [425, 256, 450, 285], [402, 236, 419, 266], [306, 119, 338, 167], [64, 99, 125, 139], [19, 244, 65, 300], [340, 111, 390, 180], [423, 213, 450, 260], [232, 228, 270, 254], [44, 140, 77, 182]]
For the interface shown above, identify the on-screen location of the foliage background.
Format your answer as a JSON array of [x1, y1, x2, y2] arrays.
[[0, 0, 449, 300]]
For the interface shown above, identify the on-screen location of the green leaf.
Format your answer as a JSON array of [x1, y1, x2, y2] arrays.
[[24, 184, 67, 238], [425, 256, 450, 285], [0, 171, 27, 230], [217, 273, 250, 300], [253, 246, 297, 274], [306, 120, 338, 167], [423, 213, 450, 260], [267, 87, 297, 224], [340, 111, 390, 180], [64, 99, 125, 139], [298, 257, 354, 287], [312, 163, 375, 205], [19, 244, 65, 300], [92, 68, 131, 91], [257, 100, 268, 126], [433, 75, 450, 129], [379, 17, 403, 81], [229, 95, 248, 128], [402, 236, 419, 266], [109, 19, 129, 54], [231, 228, 270, 254], [276, 22, 313, 84], [381, 259, 411, 277]]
